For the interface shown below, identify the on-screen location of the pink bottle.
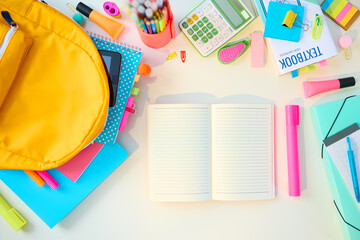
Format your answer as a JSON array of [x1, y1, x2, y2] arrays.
[[285, 105, 300, 197]]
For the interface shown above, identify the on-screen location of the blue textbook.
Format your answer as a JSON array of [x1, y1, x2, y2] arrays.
[[0, 143, 128, 228]]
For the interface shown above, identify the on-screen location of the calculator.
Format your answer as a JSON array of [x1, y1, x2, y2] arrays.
[[179, 0, 254, 57]]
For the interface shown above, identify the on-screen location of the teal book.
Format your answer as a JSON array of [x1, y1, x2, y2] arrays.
[[311, 95, 360, 240]]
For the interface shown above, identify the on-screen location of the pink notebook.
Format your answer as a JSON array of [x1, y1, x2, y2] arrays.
[[57, 142, 103, 182]]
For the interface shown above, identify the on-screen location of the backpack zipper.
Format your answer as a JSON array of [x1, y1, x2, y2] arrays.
[[0, 11, 17, 60]]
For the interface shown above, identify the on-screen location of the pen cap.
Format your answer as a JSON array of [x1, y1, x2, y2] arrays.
[[76, 2, 93, 18], [285, 105, 299, 126], [339, 77, 356, 88]]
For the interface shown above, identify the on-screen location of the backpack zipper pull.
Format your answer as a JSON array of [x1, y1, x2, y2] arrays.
[[1, 11, 17, 27]]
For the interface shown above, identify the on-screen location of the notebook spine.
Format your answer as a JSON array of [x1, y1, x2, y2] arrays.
[[86, 31, 142, 54]]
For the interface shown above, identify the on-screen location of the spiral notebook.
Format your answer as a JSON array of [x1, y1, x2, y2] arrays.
[[88, 32, 143, 144]]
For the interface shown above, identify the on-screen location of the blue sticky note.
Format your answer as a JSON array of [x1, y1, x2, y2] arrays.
[[0, 143, 128, 228], [291, 70, 299, 78], [264, 2, 305, 42], [321, 0, 334, 11]]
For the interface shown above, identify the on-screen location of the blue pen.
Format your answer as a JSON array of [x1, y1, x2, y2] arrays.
[[347, 137, 360, 202]]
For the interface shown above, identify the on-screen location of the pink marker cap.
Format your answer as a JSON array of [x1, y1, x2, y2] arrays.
[[285, 105, 299, 126]]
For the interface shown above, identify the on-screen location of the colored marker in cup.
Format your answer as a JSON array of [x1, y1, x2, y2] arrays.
[[339, 35, 352, 60]]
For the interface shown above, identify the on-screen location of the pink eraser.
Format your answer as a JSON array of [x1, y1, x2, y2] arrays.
[[251, 32, 265, 68]]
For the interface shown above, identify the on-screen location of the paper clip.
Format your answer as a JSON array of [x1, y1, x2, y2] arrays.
[[312, 14, 323, 40], [282, 10, 309, 31], [339, 35, 352, 60]]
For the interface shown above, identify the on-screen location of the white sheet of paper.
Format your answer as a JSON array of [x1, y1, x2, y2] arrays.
[[325, 129, 360, 207]]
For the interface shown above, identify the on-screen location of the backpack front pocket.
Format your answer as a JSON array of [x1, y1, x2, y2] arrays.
[[0, 11, 33, 108]]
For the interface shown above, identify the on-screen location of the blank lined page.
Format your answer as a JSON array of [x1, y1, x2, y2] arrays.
[[148, 104, 212, 202], [211, 104, 275, 201]]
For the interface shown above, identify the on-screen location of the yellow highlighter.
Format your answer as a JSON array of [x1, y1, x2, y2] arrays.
[[0, 192, 27, 231]]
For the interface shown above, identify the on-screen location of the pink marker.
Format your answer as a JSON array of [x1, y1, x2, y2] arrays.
[[303, 77, 355, 98], [285, 105, 300, 197], [119, 97, 135, 131], [35, 171, 59, 190]]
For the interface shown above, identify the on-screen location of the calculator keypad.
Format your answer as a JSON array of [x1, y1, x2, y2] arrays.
[[179, 0, 254, 56]]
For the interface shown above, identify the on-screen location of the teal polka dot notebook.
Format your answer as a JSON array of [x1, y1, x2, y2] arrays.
[[88, 32, 142, 144]]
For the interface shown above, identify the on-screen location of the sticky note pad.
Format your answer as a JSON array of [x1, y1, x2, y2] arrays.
[[264, 2, 305, 42], [321, 0, 360, 30], [319, 59, 328, 66], [308, 64, 317, 71], [56, 142, 104, 182], [291, 70, 299, 78], [299, 66, 309, 73]]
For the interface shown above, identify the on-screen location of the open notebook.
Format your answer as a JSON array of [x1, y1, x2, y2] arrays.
[[148, 104, 275, 202]]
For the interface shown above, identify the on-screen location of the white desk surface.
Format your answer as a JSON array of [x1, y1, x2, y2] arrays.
[[1, 0, 360, 239]]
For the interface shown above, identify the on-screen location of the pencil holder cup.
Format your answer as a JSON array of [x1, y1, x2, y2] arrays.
[[137, 10, 175, 49]]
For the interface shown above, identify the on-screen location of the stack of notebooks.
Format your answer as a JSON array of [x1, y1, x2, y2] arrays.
[[253, 0, 338, 75], [0, 34, 142, 228]]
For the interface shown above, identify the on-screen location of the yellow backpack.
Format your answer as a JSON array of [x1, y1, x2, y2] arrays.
[[0, 0, 109, 170]]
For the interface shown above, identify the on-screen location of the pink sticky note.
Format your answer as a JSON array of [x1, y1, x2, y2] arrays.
[[319, 60, 328, 67], [57, 142, 103, 182]]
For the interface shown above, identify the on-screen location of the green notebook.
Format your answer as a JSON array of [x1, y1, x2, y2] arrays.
[[311, 95, 360, 240]]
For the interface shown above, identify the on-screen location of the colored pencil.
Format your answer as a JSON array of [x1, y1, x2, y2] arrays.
[[155, 18, 160, 33], [145, 19, 153, 34], [141, 20, 149, 33], [150, 19, 157, 33]]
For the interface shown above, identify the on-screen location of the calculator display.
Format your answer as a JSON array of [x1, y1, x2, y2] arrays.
[[212, 0, 244, 28]]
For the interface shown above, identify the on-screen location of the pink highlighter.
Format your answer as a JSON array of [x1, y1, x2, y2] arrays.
[[285, 105, 300, 197], [303, 77, 355, 98]]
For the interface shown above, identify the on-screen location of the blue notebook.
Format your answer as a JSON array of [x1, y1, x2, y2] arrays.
[[0, 143, 128, 228], [90, 33, 142, 144]]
